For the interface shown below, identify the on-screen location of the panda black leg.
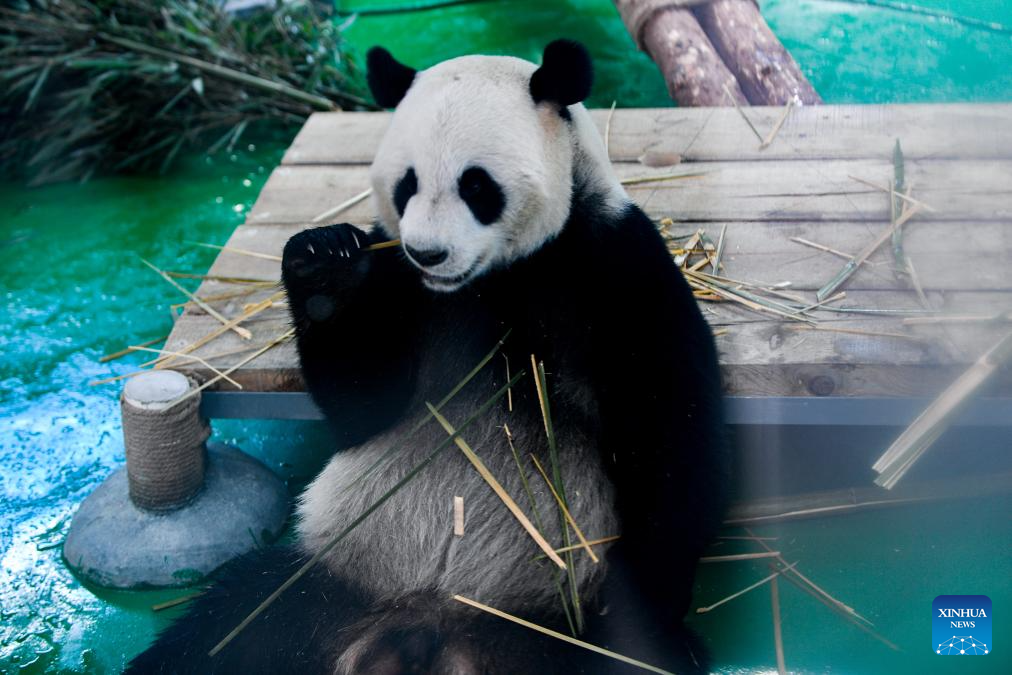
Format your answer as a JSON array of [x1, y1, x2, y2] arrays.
[[125, 546, 368, 674]]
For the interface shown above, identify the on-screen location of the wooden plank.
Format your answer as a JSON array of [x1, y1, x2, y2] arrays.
[[163, 287, 1012, 396], [282, 104, 1012, 166], [248, 160, 1012, 225], [199, 220, 1012, 292]]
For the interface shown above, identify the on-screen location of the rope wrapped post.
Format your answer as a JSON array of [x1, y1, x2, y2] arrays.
[[64, 370, 290, 588], [615, 0, 747, 106], [122, 371, 208, 510]]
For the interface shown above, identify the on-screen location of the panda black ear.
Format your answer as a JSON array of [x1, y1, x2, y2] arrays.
[[367, 47, 417, 109], [529, 40, 593, 108]]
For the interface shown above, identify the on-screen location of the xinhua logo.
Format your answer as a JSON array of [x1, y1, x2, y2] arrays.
[[933, 595, 991, 655]]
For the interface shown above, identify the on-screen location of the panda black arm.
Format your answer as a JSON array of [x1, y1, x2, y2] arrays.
[[282, 223, 424, 448], [589, 205, 730, 626]]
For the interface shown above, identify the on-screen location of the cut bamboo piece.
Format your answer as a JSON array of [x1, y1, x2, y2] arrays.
[[873, 329, 1012, 489], [453, 496, 465, 537], [426, 403, 567, 570], [453, 595, 674, 675]]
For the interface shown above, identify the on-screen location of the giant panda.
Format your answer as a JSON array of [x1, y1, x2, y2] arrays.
[[127, 40, 728, 674]]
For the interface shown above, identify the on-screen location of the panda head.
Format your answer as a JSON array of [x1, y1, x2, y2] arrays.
[[367, 40, 619, 292]]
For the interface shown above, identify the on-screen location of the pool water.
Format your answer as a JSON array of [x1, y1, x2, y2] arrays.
[[2, 1, 1010, 672]]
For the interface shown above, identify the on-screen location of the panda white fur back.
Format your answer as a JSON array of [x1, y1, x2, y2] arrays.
[[127, 40, 729, 675]]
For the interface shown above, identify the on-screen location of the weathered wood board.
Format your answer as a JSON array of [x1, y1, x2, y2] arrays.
[[164, 104, 1012, 400]]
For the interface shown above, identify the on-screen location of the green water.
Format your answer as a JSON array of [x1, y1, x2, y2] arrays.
[[2, 0, 1011, 672]]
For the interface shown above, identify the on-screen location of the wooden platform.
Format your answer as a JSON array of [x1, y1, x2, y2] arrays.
[[165, 103, 1012, 411]]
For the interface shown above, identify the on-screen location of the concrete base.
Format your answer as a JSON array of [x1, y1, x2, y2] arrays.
[[64, 442, 289, 589]]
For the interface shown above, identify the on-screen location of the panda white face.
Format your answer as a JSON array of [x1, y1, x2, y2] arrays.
[[367, 43, 610, 292]]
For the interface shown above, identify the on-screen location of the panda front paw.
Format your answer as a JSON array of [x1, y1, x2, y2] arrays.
[[281, 223, 371, 295]]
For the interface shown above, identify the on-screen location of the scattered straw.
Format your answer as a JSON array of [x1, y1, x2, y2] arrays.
[[760, 99, 794, 150], [529, 454, 598, 563], [188, 241, 282, 262], [154, 293, 282, 370], [140, 258, 252, 340], [167, 328, 294, 409], [99, 334, 169, 363], [427, 403, 567, 570], [311, 188, 372, 223], [453, 595, 674, 675], [127, 346, 241, 389], [848, 175, 937, 213], [723, 83, 764, 143]]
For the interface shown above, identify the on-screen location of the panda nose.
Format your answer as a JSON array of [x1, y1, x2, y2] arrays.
[[405, 245, 449, 268]]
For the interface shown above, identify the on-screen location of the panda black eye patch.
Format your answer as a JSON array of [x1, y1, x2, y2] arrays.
[[458, 167, 505, 225], [393, 167, 417, 217]]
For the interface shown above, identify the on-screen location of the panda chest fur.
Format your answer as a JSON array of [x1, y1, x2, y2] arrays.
[[296, 348, 619, 614]]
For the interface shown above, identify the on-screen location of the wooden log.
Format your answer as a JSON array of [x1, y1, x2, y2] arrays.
[[693, 0, 822, 105], [613, 0, 747, 106]]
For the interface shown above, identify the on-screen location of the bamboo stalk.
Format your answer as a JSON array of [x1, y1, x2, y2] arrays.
[[311, 188, 372, 223], [770, 576, 787, 675], [529, 454, 599, 563], [848, 175, 937, 213], [209, 371, 523, 657], [554, 535, 621, 555], [604, 100, 617, 159], [426, 403, 567, 570], [364, 239, 401, 251], [815, 202, 923, 301], [620, 171, 707, 186], [742, 528, 873, 627], [99, 334, 169, 363], [152, 591, 202, 612], [699, 551, 781, 563], [759, 99, 794, 150], [712, 223, 727, 274], [873, 330, 1012, 489], [696, 562, 798, 614], [453, 595, 674, 675]]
